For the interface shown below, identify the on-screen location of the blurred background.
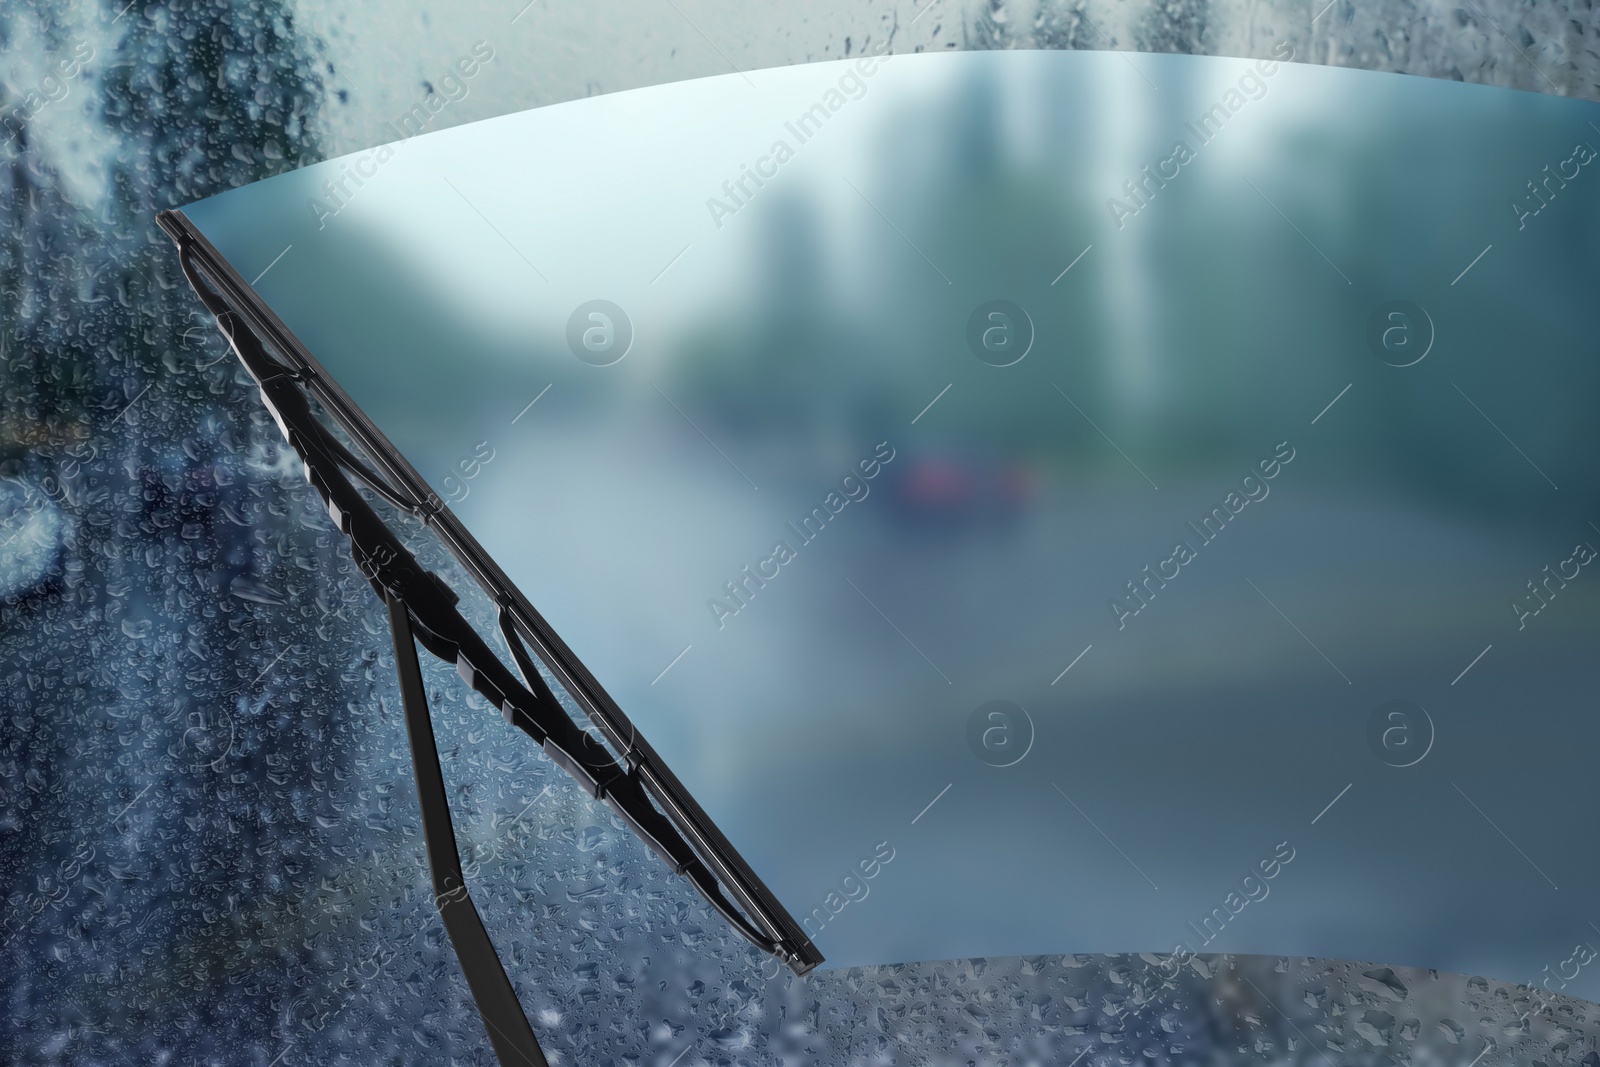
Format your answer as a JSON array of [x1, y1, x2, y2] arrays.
[[5, 1, 1600, 1064]]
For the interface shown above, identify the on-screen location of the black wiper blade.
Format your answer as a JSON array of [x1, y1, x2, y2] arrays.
[[157, 207, 821, 1065]]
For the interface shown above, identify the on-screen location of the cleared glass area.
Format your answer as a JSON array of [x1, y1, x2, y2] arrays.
[[184, 48, 1600, 992]]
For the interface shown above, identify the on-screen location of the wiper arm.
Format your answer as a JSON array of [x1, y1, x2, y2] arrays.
[[387, 592, 550, 1067]]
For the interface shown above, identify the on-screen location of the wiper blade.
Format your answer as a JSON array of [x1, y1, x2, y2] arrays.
[[157, 208, 821, 1065]]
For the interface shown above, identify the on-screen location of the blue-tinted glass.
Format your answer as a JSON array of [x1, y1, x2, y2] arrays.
[[185, 48, 1600, 995]]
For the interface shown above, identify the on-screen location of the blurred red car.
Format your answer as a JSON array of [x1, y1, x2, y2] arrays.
[[885, 451, 1033, 524]]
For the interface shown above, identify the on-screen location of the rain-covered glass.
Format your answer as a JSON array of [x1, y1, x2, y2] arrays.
[[8, 2, 1600, 1065]]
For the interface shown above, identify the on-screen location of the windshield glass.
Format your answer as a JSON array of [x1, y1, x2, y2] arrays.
[[6, 3, 1599, 1065]]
